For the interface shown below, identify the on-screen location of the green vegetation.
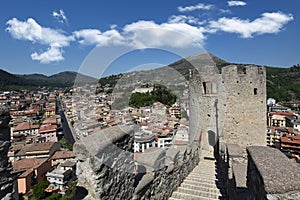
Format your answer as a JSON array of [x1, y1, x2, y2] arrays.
[[45, 193, 61, 200], [129, 85, 176, 108], [60, 181, 77, 200], [1, 54, 300, 102], [59, 138, 73, 151], [266, 65, 300, 101], [0, 70, 96, 90], [31, 180, 49, 200]]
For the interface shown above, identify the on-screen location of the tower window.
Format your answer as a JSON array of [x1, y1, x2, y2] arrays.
[[254, 88, 258, 95], [203, 82, 207, 94]]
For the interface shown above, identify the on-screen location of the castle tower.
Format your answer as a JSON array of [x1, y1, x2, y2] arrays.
[[221, 65, 266, 149], [189, 64, 266, 158]]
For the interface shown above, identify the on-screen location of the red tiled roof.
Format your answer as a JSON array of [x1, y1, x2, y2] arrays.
[[39, 124, 57, 132], [50, 150, 75, 160], [13, 122, 39, 132], [43, 117, 57, 125], [13, 157, 47, 171], [25, 142, 59, 153], [269, 111, 295, 117], [281, 135, 300, 145]]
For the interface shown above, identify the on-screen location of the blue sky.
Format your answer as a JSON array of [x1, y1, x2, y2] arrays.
[[0, 0, 299, 77]]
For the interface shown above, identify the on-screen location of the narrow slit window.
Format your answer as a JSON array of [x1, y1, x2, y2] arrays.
[[254, 88, 258, 95], [203, 82, 207, 94]]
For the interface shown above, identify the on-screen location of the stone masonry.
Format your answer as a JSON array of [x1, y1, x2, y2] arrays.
[[247, 146, 300, 199], [0, 107, 16, 200]]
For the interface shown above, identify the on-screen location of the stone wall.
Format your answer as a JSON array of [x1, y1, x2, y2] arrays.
[[134, 145, 199, 199], [0, 108, 16, 200], [247, 146, 300, 199], [223, 144, 248, 200], [192, 65, 266, 156], [74, 125, 136, 200], [74, 125, 201, 200], [222, 65, 266, 149]]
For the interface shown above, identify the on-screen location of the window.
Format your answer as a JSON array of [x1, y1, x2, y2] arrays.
[[202, 81, 216, 95], [254, 88, 258, 95], [203, 82, 207, 94]]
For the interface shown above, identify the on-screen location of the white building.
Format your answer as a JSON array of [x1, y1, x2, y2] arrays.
[[45, 161, 76, 194], [134, 131, 156, 152]]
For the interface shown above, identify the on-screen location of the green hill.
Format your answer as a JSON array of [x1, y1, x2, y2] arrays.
[[0, 53, 299, 102], [0, 70, 96, 90]]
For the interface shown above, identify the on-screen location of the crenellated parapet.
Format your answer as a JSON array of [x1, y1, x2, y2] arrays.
[[74, 124, 201, 200], [247, 146, 300, 199]]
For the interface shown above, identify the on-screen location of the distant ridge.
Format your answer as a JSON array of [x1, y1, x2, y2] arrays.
[[0, 53, 300, 101], [0, 70, 96, 90]]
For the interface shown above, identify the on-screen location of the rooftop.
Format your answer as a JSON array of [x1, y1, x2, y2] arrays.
[[50, 150, 75, 160], [13, 122, 39, 132]]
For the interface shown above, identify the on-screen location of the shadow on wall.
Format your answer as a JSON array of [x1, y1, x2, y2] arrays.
[[70, 186, 88, 200]]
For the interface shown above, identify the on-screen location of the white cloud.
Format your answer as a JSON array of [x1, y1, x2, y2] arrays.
[[227, 1, 247, 7], [73, 20, 207, 49], [73, 29, 125, 46], [123, 20, 207, 48], [178, 3, 213, 12], [6, 10, 294, 64], [219, 9, 232, 14], [31, 46, 64, 64], [52, 9, 68, 23], [168, 15, 206, 25], [6, 18, 73, 63], [209, 12, 293, 38]]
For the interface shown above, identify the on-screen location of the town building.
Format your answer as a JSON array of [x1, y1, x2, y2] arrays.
[[50, 150, 76, 166], [134, 131, 156, 152], [12, 158, 51, 194], [39, 124, 58, 142], [280, 134, 300, 159], [45, 161, 76, 194]]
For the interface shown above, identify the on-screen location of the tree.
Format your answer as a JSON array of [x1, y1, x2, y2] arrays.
[[32, 180, 48, 200], [45, 192, 61, 200], [59, 138, 73, 151]]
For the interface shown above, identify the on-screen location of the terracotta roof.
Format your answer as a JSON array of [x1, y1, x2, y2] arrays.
[[269, 111, 295, 117], [13, 157, 47, 171], [25, 142, 59, 153], [13, 158, 48, 178], [13, 122, 39, 132], [39, 124, 57, 133], [43, 117, 57, 125], [281, 135, 300, 145], [50, 151, 75, 160]]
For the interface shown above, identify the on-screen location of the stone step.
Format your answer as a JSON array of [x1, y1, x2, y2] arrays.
[[192, 169, 216, 172], [183, 180, 221, 188], [185, 176, 218, 183], [170, 156, 226, 200], [177, 187, 222, 198], [180, 183, 222, 193], [171, 191, 220, 200], [189, 172, 217, 178]]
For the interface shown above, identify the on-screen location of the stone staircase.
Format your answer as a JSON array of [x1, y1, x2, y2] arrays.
[[170, 157, 226, 200]]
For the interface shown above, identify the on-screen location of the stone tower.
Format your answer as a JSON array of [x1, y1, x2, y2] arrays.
[[221, 65, 266, 149], [190, 64, 266, 157]]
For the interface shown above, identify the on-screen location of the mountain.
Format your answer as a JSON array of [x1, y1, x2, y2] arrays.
[[0, 70, 97, 90], [0, 53, 299, 102], [98, 53, 299, 102]]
